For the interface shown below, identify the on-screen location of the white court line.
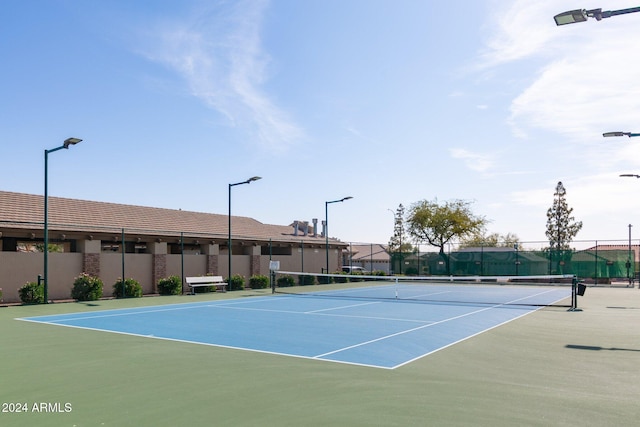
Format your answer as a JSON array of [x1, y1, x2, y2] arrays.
[[15, 318, 391, 369], [16, 287, 569, 370], [16, 295, 295, 323], [313, 290, 552, 360], [18, 303, 220, 323], [208, 303, 434, 324], [305, 301, 380, 313]]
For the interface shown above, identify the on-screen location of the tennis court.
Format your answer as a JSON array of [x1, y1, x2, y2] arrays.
[[18, 281, 571, 369], [2, 286, 640, 426]]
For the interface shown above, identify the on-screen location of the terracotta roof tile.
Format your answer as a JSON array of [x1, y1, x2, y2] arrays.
[[0, 190, 338, 244]]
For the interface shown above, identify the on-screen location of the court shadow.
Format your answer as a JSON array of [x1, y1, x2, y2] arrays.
[[566, 344, 640, 352]]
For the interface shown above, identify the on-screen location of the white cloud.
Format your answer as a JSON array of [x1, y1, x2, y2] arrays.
[[480, 1, 640, 142], [140, 0, 303, 152], [479, 0, 558, 68], [450, 148, 495, 173], [509, 44, 640, 141]]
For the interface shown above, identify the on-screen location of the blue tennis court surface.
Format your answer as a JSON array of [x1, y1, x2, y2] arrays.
[[18, 286, 570, 369]]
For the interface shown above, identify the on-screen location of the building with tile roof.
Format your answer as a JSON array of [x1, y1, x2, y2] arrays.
[[343, 243, 391, 273], [0, 191, 347, 303]]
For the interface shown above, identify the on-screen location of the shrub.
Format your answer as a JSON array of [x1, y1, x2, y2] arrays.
[[276, 275, 295, 288], [228, 274, 245, 291], [193, 284, 214, 293], [249, 274, 269, 289], [19, 281, 44, 304], [71, 274, 103, 301], [405, 267, 419, 276], [333, 272, 350, 283], [350, 271, 366, 282], [112, 278, 143, 299], [157, 275, 182, 295], [298, 275, 316, 285]]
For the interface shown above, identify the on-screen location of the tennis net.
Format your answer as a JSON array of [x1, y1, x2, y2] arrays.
[[271, 271, 576, 307]]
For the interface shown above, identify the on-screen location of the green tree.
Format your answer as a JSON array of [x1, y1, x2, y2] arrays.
[[34, 243, 63, 253], [407, 199, 487, 274], [546, 181, 582, 272], [388, 204, 413, 274], [460, 232, 520, 248]]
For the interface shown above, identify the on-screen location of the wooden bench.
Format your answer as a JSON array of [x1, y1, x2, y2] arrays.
[[185, 276, 227, 294]]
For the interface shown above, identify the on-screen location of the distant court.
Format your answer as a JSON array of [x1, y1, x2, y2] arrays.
[[19, 285, 570, 369]]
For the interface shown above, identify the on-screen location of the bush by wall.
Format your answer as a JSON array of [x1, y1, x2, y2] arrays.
[[249, 274, 269, 289], [301, 275, 317, 286], [228, 274, 245, 291], [112, 278, 143, 299], [71, 274, 103, 301], [405, 266, 419, 276], [19, 282, 44, 304], [276, 275, 295, 287], [157, 275, 182, 295], [332, 272, 350, 283]]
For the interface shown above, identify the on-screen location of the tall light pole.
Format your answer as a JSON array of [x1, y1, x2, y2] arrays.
[[325, 196, 353, 275], [44, 137, 82, 303], [554, 7, 640, 25], [228, 176, 261, 288], [628, 224, 633, 287]]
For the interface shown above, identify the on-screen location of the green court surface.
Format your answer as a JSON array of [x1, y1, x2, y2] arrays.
[[1, 287, 639, 426]]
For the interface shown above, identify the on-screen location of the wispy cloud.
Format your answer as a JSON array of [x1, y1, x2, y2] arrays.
[[479, 1, 640, 142], [141, 0, 303, 151], [478, 0, 557, 68], [450, 148, 495, 173]]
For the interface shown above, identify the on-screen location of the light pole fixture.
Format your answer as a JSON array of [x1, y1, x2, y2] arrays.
[[629, 224, 633, 286], [554, 7, 640, 25], [228, 176, 261, 288], [620, 174, 640, 179], [325, 196, 353, 276], [603, 131, 640, 138], [44, 137, 83, 303]]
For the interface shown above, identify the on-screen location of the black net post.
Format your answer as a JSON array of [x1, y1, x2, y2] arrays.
[[271, 270, 276, 294], [569, 275, 586, 311]]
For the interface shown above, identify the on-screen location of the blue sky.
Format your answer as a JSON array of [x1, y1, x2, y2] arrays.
[[2, 0, 640, 249]]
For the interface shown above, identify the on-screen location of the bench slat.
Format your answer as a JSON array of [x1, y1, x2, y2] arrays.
[[186, 276, 225, 284], [185, 276, 227, 294]]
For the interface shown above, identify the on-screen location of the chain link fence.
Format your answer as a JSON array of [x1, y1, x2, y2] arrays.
[[346, 240, 639, 284]]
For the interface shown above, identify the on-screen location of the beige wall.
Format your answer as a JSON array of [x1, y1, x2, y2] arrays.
[[0, 252, 82, 302], [0, 243, 339, 303], [101, 253, 154, 296]]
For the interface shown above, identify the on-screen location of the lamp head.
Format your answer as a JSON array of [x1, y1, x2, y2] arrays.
[[63, 137, 83, 148], [554, 9, 588, 25], [603, 132, 627, 138]]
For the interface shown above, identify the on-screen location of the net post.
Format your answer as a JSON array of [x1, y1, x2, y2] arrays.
[[570, 275, 577, 311], [395, 276, 398, 299], [269, 261, 280, 294]]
